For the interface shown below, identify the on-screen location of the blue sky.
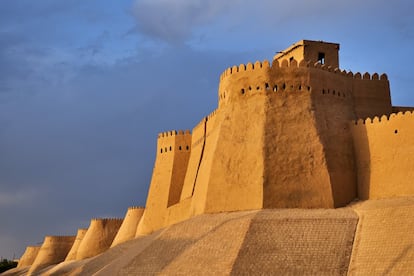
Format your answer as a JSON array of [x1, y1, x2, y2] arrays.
[[1, 0, 413, 258]]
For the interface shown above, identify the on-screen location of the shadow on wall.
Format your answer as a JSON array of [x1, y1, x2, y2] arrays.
[[262, 60, 358, 208], [310, 70, 358, 207], [350, 122, 371, 200]]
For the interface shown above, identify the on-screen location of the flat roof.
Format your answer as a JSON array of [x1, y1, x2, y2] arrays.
[[274, 40, 339, 60]]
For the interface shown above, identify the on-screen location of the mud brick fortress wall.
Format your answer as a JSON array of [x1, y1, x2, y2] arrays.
[[135, 40, 413, 235], [12, 40, 414, 275]]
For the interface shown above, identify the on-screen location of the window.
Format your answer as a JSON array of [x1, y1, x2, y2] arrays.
[[318, 52, 325, 64]]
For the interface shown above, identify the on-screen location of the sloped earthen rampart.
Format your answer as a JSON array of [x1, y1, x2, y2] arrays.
[[64, 228, 88, 261], [28, 236, 75, 275], [122, 209, 358, 275], [75, 218, 123, 260], [349, 197, 414, 274]]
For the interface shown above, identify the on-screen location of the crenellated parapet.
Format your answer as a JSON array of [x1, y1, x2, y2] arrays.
[[128, 206, 145, 210], [352, 110, 414, 126], [157, 129, 192, 155], [218, 58, 389, 113], [91, 217, 124, 222], [351, 110, 414, 200]]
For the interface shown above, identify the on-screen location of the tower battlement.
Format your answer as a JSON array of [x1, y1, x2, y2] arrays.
[[15, 40, 414, 274], [218, 57, 390, 119], [135, 39, 408, 235]]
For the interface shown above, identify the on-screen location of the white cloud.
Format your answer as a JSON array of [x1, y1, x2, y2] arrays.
[[131, 0, 232, 43]]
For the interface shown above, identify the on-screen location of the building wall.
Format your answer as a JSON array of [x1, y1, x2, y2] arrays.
[[201, 61, 268, 213], [352, 72, 391, 119], [65, 228, 88, 261], [28, 236, 75, 274], [112, 207, 144, 247], [216, 59, 358, 209], [351, 111, 414, 199], [136, 130, 191, 235], [17, 246, 40, 268], [308, 64, 358, 207], [136, 42, 397, 234], [273, 40, 339, 68], [179, 119, 207, 201], [76, 218, 123, 260]]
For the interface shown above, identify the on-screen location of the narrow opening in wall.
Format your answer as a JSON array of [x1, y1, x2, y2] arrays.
[[318, 52, 325, 64], [160, 149, 163, 153], [289, 57, 294, 62], [282, 83, 286, 90], [256, 86, 260, 90], [265, 83, 270, 90], [322, 89, 325, 94], [186, 145, 189, 150], [273, 85, 278, 92], [298, 85, 302, 90], [333, 90, 336, 95], [307, 86, 311, 91], [248, 86, 252, 91], [179, 146, 182, 150], [165, 147, 167, 152], [395, 129, 398, 134], [169, 146, 172, 151], [241, 88, 245, 94]]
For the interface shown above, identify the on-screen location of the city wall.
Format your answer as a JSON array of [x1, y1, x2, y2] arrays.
[[136, 130, 191, 235], [16, 246, 40, 268], [137, 58, 394, 235], [351, 111, 414, 199], [75, 218, 123, 260], [111, 206, 144, 247], [28, 236, 75, 275], [65, 228, 88, 261]]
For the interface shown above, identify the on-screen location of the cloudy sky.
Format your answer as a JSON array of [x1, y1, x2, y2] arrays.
[[1, 0, 413, 258]]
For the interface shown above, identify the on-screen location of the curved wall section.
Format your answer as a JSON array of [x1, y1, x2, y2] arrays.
[[111, 206, 144, 247], [75, 218, 123, 260], [17, 246, 41, 268], [28, 236, 75, 274], [65, 228, 88, 261]]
